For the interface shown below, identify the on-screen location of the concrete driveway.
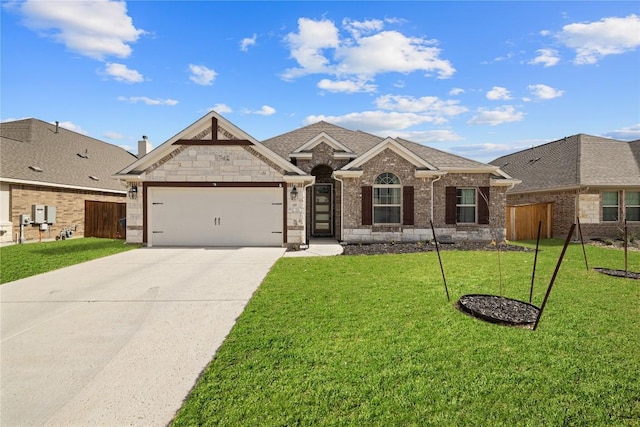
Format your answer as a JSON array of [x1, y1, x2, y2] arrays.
[[1, 246, 285, 426]]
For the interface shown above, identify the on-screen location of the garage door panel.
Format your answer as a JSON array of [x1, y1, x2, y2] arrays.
[[149, 187, 283, 247]]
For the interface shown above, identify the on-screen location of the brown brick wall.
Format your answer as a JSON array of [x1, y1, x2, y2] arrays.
[[10, 184, 125, 242]]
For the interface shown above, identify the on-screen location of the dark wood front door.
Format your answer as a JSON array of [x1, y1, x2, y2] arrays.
[[313, 184, 333, 236]]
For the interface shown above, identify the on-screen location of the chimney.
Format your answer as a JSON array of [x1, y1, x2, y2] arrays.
[[138, 135, 152, 157]]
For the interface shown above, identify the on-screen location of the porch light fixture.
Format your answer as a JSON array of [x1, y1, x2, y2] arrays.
[[128, 183, 138, 200], [290, 185, 298, 200]]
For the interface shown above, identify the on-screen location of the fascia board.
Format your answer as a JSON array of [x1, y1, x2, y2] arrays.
[[294, 132, 353, 153], [415, 170, 447, 178], [283, 175, 316, 185], [490, 178, 522, 187], [0, 177, 126, 194], [333, 170, 363, 178]]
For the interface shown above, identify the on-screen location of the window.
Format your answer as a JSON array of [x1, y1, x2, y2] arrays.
[[373, 173, 401, 224], [602, 191, 619, 222], [456, 188, 477, 223], [626, 191, 640, 221]]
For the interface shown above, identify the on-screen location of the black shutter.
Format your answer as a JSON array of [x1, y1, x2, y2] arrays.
[[478, 186, 490, 224], [403, 186, 414, 225], [445, 186, 457, 224], [362, 186, 372, 225]]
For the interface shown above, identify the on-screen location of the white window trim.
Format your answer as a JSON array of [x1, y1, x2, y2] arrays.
[[373, 173, 402, 225]]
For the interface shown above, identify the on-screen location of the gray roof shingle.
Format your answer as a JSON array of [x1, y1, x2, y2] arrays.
[[1, 118, 137, 193], [490, 134, 640, 193], [262, 121, 494, 170]]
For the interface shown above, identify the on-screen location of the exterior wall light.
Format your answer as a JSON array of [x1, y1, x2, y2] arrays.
[[128, 183, 138, 200], [290, 185, 298, 200]]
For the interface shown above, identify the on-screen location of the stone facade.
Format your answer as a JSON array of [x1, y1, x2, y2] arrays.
[[7, 184, 125, 243]]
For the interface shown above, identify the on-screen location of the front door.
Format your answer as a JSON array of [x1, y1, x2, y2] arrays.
[[313, 184, 333, 236]]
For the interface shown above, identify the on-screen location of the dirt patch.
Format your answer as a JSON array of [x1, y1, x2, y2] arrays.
[[588, 238, 640, 251], [341, 241, 532, 256], [456, 294, 540, 328]]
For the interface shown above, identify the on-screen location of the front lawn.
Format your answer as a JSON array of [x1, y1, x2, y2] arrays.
[[173, 241, 640, 426], [0, 238, 140, 284]]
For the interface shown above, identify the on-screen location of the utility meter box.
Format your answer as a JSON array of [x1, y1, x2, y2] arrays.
[[32, 205, 45, 224], [40, 223, 48, 231], [20, 214, 31, 225], [45, 205, 57, 224]]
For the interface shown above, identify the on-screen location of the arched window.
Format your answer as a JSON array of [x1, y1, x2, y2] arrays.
[[373, 173, 401, 224]]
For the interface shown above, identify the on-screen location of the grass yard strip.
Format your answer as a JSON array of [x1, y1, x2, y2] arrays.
[[173, 241, 640, 426], [0, 238, 140, 284]]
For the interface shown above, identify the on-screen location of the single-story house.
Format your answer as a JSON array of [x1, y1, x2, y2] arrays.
[[490, 134, 640, 240], [0, 118, 137, 243], [114, 112, 519, 248]]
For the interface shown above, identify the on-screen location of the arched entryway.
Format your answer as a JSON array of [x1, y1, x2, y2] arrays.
[[310, 165, 335, 238]]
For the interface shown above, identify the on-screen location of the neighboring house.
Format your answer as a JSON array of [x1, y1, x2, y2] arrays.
[[114, 112, 518, 248], [0, 118, 137, 243], [490, 134, 640, 240]]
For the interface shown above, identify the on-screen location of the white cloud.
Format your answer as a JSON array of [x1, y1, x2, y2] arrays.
[[527, 84, 564, 100], [374, 94, 468, 122], [604, 124, 640, 140], [391, 129, 463, 144], [342, 18, 384, 38], [19, 0, 145, 60], [486, 86, 512, 101], [335, 30, 455, 79], [208, 103, 233, 114], [244, 105, 276, 116], [317, 78, 376, 93], [117, 96, 178, 106], [530, 48, 560, 67], [449, 88, 465, 96], [468, 106, 525, 126], [240, 33, 257, 52], [304, 111, 439, 132], [282, 17, 455, 82], [102, 62, 143, 83], [557, 14, 640, 64], [103, 131, 124, 140], [282, 18, 340, 79], [188, 64, 216, 86]]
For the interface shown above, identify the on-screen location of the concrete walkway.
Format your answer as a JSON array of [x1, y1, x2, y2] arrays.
[[1, 247, 285, 426], [283, 239, 344, 257]]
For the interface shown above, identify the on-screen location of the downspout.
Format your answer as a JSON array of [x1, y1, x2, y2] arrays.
[[333, 174, 344, 242]]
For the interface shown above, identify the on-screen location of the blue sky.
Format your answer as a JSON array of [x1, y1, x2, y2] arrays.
[[2, 1, 639, 163]]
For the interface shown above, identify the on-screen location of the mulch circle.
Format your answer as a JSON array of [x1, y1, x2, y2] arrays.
[[455, 294, 540, 328], [593, 268, 640, 280]]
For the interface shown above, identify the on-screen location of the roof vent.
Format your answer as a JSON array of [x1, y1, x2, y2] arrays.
[[89, 175, 100, 181], [55, 121, 59, 133], [77, 149, 89, 159], [28, 166, 43, 172]]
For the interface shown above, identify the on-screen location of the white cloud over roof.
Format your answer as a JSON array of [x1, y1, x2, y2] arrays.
[[558, 14, 640, 65], [102, 63, 144, 83], [19, 0, 145, 60]]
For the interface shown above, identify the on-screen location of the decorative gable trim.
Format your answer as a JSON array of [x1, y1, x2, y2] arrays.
[[341, 137, 437, 171], [114, 111, 306, 179], [293, 132, 353, 154]]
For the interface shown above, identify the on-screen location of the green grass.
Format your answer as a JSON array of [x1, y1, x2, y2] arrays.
[[0, 238, 140, 284], [173, 240, 640, 427]]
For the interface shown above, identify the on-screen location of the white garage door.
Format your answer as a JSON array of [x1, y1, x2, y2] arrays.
[[148, 187, 283, 247]]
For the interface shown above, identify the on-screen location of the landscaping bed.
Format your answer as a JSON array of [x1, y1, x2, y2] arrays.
[[342, 241, 531, 256]]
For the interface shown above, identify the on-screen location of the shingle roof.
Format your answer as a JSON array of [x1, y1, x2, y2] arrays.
[[262, 121, 494, 170], [489, 134, 640, 193], [1, 118, 137, 193]]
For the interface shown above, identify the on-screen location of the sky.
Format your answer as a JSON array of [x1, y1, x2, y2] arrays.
[[1, 1, 639, 163]]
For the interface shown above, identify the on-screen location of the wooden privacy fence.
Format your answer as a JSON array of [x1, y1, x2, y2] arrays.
[[85, 200, 126, 239], [507, 202, 553, 241]]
